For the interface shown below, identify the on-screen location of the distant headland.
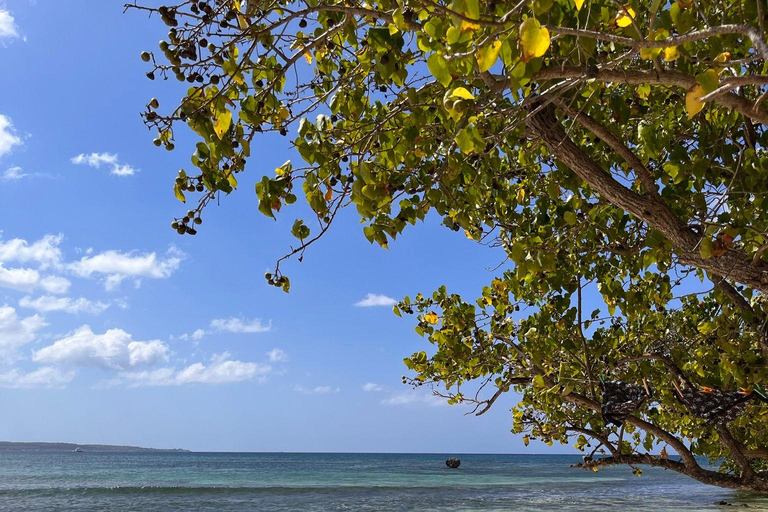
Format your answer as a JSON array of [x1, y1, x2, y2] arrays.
[[0, 442, 189, 453]]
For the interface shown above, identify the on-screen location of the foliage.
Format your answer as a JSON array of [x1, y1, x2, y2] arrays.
[[130, 0, 768, 490]]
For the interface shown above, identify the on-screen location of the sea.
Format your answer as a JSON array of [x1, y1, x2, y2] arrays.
[[0, 452, 765, 511]]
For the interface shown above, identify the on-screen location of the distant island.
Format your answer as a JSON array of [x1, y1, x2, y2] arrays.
[[0, 442, 189, 453]]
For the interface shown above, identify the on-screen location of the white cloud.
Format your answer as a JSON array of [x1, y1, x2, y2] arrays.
[[0, 115, 21, 158], [178, 328, 206, 341], [102, 354, 271, 387], [0, 265, 39, 291], [381, 391, 445, 407], [0, 306, 47, 361], [71, 153, 117, 167], [19, 295, 109, 315], [69, 248, 183, 290], [0, 367, 75, 389], [71, 153, 137, 177], [210, 317, 271, 333], [33, 325, 169, 371], [0, 10, 19, 40], [1, 166, 26, 181], [39, 275, 71, 294], [266, 348, 287, 362], [294, 384, 339, 394], [0, 265, 70, 294], [354, 293, 397, 307], [362, 382, 383, 392], [0, 234, 63, 268], [110, 164, 137, 177]]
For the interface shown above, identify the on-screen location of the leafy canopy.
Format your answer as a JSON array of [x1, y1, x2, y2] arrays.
[[131, 0, 768, 490]]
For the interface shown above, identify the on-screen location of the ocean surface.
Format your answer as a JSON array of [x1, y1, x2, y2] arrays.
[[0, 452, 766, 511]]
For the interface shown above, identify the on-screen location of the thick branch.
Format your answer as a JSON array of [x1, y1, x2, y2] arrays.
[[487, 67, 768, 126], [716, 423, 757, 481], [574, 454, 768, 490], [547, 24, 768, 63], [552, 98, 658, 194], [527, 104, 768, 294]]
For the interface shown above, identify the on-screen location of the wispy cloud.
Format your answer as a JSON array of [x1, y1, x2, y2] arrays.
[[71, 152, 137, 177], [381, 391, 445, 407], [266, 348, 287, 362], [0, 367, 75, 389], [210, 317, 271, 333], [1, 166, 26, 181], [178, 328, 206, 341], [294, 384, 339, 394], [0, 114, 21, 158], [354, 293, 396, 307], [101, 353, 271, 387], [362, 382, 383, 392], [19, 295, 109, 315]]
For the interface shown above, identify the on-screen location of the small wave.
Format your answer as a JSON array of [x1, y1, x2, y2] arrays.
[[0, 479, 624, 497]]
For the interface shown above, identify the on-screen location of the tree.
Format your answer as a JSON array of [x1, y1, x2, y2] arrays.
[[128, 0, 768, 491]]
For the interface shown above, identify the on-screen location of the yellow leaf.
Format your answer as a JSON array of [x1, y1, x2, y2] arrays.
[[575, 0, 585, 10], [304, 51, 313, 64], [227, 172, 238, 189], [213, 109, 232, 139], [686, 84, 705, 118], [592, 466, 599, 472], [279, 107, 290, 121], [714, 51, 731, 63], [451, 87, 475, 100], [413, 148, 426, 158], [663, 46, 679, 61], [424, 312, 439, 325], [616, 5, 636, 27], [325, 187, 333, 201], [465, 229, 474, 239], [388, 23, 399, 35], [173, 183, 186, 203], [476, 40, 502, 72], [517, 188, 526, 202], [460, 20, 481, 32], [641, 28, 667, 60], [660, 447, 669, 459], [519, 18, 550, 61], [523, 435, 530, 447]]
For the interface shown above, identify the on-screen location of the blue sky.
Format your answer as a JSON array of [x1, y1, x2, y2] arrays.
[[0, 1, 579, 453]]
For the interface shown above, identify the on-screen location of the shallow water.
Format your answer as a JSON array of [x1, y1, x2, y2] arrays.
[[0, 452, 765, 511]]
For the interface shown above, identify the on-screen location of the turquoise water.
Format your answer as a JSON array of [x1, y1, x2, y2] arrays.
[[0, 452, 766, 511]]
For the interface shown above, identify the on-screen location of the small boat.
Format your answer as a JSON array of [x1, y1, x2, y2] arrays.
[[73, 448, 84, 453]]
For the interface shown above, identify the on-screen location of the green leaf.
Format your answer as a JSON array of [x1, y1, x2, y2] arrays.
[[427, 54, 452, 87], [695, 69, 720, 95]]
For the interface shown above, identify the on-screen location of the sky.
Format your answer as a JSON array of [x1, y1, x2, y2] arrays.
[[0, 1, 581, 453]]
